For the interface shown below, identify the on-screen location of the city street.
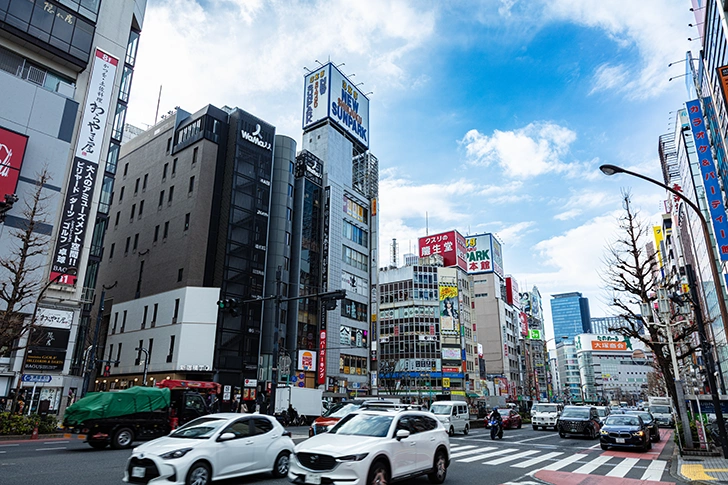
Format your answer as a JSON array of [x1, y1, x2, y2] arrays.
[[0, 425, 684, 485]]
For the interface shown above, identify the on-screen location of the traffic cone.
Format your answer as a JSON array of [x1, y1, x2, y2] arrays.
[[31, 427, 38, 440]]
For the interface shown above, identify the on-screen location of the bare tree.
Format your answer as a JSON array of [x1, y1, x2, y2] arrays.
[[0, 169, 53, 354], [602, 191, 698, 409]]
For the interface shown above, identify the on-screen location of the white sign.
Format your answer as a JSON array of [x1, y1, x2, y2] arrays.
[[298, 349, 317, 371], [244, 379, 257, 388], [302, 63, 370, 149], [37, 308, 74, 329], [223, 385, 231, 401], [441, 347, 461, 361], [394, 359, 441, 372], [75, 49, 119, 165]]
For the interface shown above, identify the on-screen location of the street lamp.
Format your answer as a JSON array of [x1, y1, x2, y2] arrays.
[[600, 163, 728, 457]]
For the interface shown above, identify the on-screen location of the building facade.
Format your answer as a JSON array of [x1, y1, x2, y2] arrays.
[[550, 292, 591, 342], [0, 0, 147, 415]]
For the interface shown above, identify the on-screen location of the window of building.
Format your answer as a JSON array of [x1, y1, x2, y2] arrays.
[[134, 178, 140, 194], [115, 211, 120, 227], [142, 305, 148, 330], [192, 146, 198, 166], [167, 335, 175, 363], [138, 200, 144, 218], [158, 190, 165, 209], [154, 225, 159, 243], [173, 298, 180, 323], [112, 103, 127, 140], [130, 203, 136, 221], [112, 312, 118, 334], [152, 303, 158, 327], [285, 231, 291, 245], [133, 233, 139, 252], [341, 299, 368, 322], [163, 221, 169, 239], [119, 186, 124, 202], [168, 186, 174, 205], [177, 268, 183, 282], [188, 176, 195, 194], [115, 342, 122, 367], [109, 243, 115, 259], [143, 173, 148, 191], [286, 207, 292, 221], [343, 221, 368, 247], [166, 137, 172, 154], [288, 184, 293, 197], [126, 30, 140, 66], [184, 213, 190, 231], [124, 163, 128, 177], [172, 158, 177, 176], [289, 161, 294, 174], [125, 237, 130, 255], [121, 310, 127, 333], [163, 163, 168, 181], [148, 338, 154, 363], [343, 246, 368, 271], [343, 194, 368, 223]]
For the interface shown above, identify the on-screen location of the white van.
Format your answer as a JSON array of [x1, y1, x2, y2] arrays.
[[430, 401, 470, 435], [531, 402, 562, 430]]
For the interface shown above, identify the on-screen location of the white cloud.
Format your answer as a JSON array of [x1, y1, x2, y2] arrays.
[[553, 189, 616, 220], [493, 221, 536, 246], [461, 122, 577, 178]]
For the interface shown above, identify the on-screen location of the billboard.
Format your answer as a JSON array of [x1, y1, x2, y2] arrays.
[[575, 334, 646, 353], [718, 65, 728, 109], [50, 48, 119, 284], [419, 230, 467, 269], [302, 63, 370, 149], [464, 233, 504, 276], [439, 280, 460, 336], [505, 276, 519, 307], [0, 127, 28, 198], [519, 311, 528, 336], [441, 347, 461, 361], [686, 99, 728, 261], [298, 350, 317, 371]]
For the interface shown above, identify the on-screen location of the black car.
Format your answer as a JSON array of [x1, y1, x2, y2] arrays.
[[627, 411, 660, 442], [600, 414, 652, 451], [557, 406, 601, 439]]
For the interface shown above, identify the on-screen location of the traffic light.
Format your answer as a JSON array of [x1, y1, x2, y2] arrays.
[[217, 298, 241, 316], [103, 364, 111, 377], [321, 289, 347, 310]]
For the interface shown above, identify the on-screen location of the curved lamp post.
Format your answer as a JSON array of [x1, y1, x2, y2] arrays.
[[600, 163, 728, 456]]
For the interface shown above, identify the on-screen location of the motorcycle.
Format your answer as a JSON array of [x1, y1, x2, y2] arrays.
[[490, 418, 503, 440]]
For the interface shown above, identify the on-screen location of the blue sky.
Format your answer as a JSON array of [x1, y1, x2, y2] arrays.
[[125, 0, 696, 337]]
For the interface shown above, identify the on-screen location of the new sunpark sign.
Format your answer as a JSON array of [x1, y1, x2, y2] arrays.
[[302, 62, 370, 149]]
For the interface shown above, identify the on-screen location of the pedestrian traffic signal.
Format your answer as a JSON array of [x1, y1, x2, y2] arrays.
[[217, 297, 241, 316], [103, 364, 111, 377]]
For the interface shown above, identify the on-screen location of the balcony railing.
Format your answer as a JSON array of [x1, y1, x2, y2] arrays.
[[0, 45, 76, 98]]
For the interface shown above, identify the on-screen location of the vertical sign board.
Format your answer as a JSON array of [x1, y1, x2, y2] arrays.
[[717, 66, 728, 109], [318, 187, 331, 386], [50, 48, 119, 284], [419, 230, 467, 269], [0, 127, 29, 197], [686, 99, 728, 260]]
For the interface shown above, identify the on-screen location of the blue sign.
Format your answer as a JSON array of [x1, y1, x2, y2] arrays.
[[21, 374, 52, 383], [686, 99, 728, 260]]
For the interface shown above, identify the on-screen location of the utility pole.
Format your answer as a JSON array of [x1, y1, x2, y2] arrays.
[[82, 281, 117, 396], [135, 346, 150, 386], [269, 266, 282, 417]]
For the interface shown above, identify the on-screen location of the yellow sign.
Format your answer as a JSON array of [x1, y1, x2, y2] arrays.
[[442, 378, 451, 388], [653, 226, 664, 267]]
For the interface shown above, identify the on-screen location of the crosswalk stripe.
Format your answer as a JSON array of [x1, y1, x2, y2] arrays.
[[572, 455, 612, 474], [605, 458, 639, 477], [640, 459, 667, 481], [485, 449, 539, 465], [512, 451, 563, 469], [450, 446, 496, 458], [541, 453, 585, 471], [457, 448, 517, 463], [448, 445, 477, 453]]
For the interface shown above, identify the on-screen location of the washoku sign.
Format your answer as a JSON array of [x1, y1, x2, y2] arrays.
[[686, 99, 728, 261], [50, 48, 119, 283]]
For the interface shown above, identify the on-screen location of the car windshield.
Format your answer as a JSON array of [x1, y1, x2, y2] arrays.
[[324, 403, 360, 418], [430, 404, 452, 415], [533, 404, 559, 413], [329, 413, 393, 437], [561, 409, 589, 419], [629, 412, 652, 422], [606, 416, 640, 426], [651, 406, 671, 414], [595, 408, 608, 417], [169, 417, 227, 439]]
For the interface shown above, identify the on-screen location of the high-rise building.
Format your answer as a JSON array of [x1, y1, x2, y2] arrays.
[[94, 105, 292, 410], [555, 341, 580, 403], [297, 63, 378, 394], [590, 316, 630, 335], [0, 0, 147, 414], [550, 292, 591, 342]]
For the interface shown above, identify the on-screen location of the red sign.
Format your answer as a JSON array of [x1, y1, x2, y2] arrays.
[[0, 127, 28, 197], [442, 366, 461, 373], [418, 230, 467, 270], [505, 277, 519, 307], [317, 330, 327, 385], [519, 312, 528, 336]]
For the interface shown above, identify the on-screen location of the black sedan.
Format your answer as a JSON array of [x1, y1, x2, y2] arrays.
[[627, 411, 661, 442], [599, 414, 652, 451], [557, 406, 601, 439]]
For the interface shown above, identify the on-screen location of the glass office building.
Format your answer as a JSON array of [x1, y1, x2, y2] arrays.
[[550, 292, 591, 342]]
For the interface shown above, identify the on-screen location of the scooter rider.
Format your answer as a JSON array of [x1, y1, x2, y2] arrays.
[[490, 407, 502, 424]]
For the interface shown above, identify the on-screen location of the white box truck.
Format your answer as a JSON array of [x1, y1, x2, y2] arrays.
[[647, 396, 675, 427], [275, 385, 324, 420]]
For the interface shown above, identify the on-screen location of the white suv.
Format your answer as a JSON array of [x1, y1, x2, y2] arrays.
[[288, 407, 450, 485]]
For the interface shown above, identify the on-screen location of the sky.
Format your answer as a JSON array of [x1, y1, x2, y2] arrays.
[[125, 0, 698, 342]]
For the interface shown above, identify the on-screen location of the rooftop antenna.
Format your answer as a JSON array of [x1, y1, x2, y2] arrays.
[[426, 212, 429, 236], [154, 85, 162, 124]]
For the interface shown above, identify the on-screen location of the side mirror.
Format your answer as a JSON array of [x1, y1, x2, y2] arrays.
[[218, 432, 237, 442], [282, 431, 292, 437], [395, 429, 410, 441]]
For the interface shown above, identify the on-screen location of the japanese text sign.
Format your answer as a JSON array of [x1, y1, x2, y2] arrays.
[[686, 99, 728, 261], [0, 127, 28, 197], [418, 230, 467, 269]]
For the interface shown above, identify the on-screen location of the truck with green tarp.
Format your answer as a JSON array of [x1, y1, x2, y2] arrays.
[[63, 380, 216, 449]]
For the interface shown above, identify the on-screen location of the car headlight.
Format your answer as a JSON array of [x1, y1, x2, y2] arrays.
[[336, 453, 369, 462], [600, 430, 608, 435], [160, 448, 194, 459], [632, 431, 644, 437]]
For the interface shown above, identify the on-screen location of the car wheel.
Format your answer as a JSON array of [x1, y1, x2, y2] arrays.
[[368, 460, 390, 485], [655, 432, 661, 443], [428, 449, 448, 484], [88, 440, 107, 450], [533, 425, 538, 431], [647, 438, 652, 450], [559, 431, 566, 439], [463, 424, 469, 435], [111, 427, 134, 449], [448, 426, 455, 437], [272, 451, 291, 478], [517, 421, 522, 429], [600, 444, 609, 450], [186, 461, 211, 485]]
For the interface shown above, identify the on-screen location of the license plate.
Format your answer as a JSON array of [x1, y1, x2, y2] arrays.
[[571, 429, 577, 433], [616, 438, 625, 444], [131, 467, 146, 478], [305, 473, 322, 485]]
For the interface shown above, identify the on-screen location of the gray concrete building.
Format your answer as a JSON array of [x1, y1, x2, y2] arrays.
[[0, 0, 147, 415]]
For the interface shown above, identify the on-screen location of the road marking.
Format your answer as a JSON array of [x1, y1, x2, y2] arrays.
[[512, 451, 563, 469], [512, 434, 558, 444], [572, 455, 612, 474], [541, 454, 585, 471], [41, 440, 68, 444], [485, 449, 539, 465], [0, 444, 19, 447], [35, 447, 67, 451], [457, 447, 517, 463], [640, 459, 667, 481], [450, 446, 496, 458], [0, 451, 5, 454], [605, 457, 639, 477]]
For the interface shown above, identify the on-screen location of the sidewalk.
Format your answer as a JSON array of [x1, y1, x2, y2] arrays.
[[677, 454, 728, 483]]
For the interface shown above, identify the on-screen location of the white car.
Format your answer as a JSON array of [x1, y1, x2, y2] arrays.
[[531, 403, 562, 430], [289, 407, 450, 485], [123, 413, 294, 485]]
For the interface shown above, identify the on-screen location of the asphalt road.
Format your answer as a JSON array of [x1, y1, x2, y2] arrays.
[[0, 425, 685, 485]]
